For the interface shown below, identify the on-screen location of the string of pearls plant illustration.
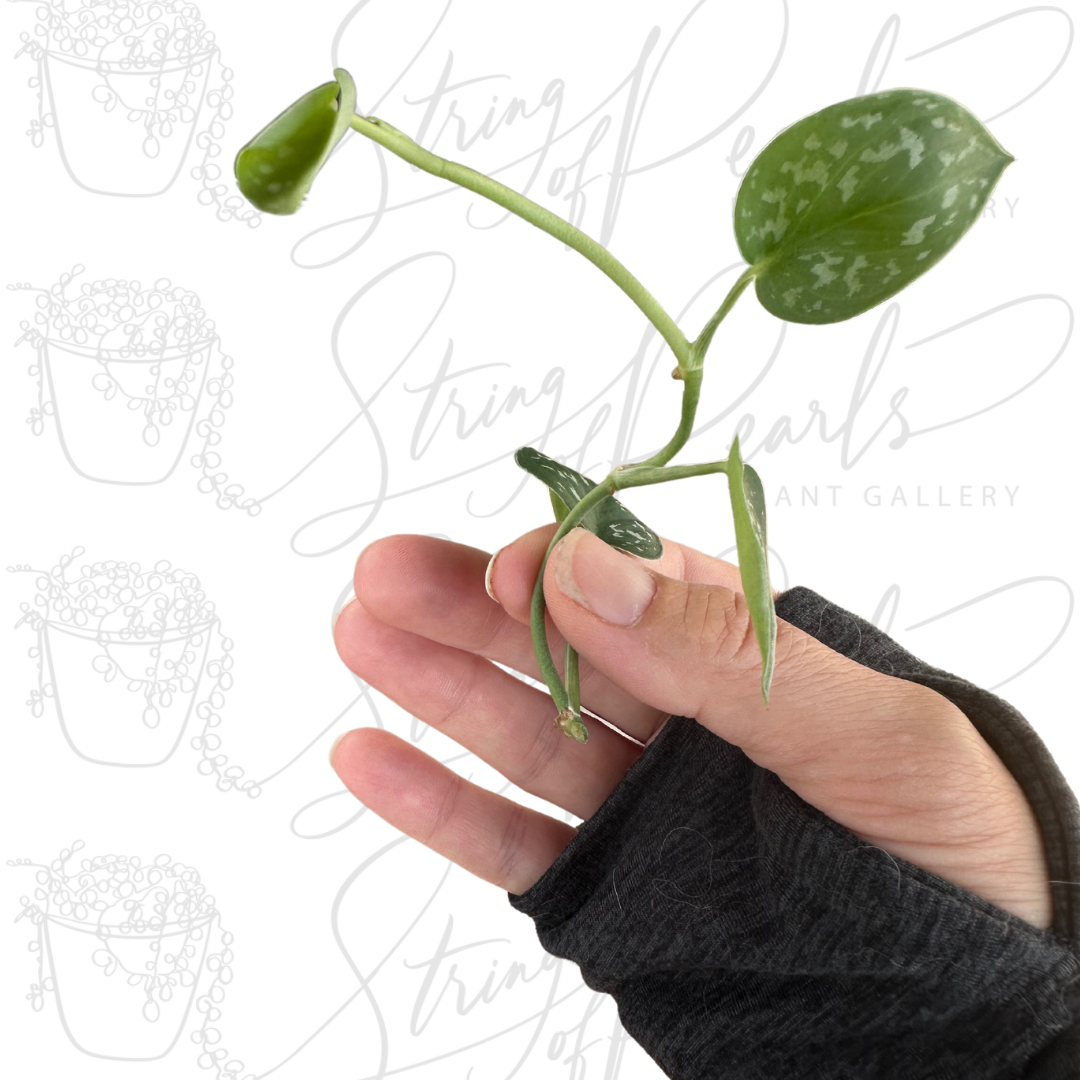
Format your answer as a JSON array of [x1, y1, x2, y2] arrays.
[[10, 549, 259, 796], [10, 842, 253, 1078], [234, 69, 1011, 742], [10, 266, 257, 513], [12, 0, 258, 224]]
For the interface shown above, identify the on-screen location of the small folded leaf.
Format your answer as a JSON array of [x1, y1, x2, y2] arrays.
[[735, 89, 1012, 324], [726, 436, 776, 701], [515, 447, 663, 559], [234, 68, 357, 215]]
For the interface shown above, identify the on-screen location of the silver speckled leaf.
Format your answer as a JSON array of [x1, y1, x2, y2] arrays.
[[735, 89, 1012, 324], [515, 448, 663, 559], [726, 438, 776, 702]]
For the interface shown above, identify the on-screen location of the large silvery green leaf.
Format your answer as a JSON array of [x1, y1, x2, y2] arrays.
[[726, 437, 776, 702], [735, 89, 1012, 324], [234, 68, 357, 215], [515, 447, 663, 559]]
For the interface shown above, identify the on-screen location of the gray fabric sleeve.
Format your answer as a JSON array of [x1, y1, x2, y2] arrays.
[[509, 586, 1080, 1079]]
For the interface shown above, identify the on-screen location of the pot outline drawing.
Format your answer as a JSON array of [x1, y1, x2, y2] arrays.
[[10, 266, 257, 512], [41, 612, 218, 767], [11, 549, 259, 796], [41, 332, 217, 486], [12, 0, 259, 224], [10, 843, 249, 1070], [40, 45, 217, 198]]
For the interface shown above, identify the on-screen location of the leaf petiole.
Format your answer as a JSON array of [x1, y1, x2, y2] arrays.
[[687, 265, 757, 372]]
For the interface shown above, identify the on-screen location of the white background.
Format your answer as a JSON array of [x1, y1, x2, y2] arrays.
[[1, 1, 1075, 1077]]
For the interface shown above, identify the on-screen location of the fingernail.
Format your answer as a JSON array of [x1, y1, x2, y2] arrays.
[[331, 590, 355, 636], [329, 731, 350, 768], [484, 547, 502, 602], [554, 529, 656, 626]]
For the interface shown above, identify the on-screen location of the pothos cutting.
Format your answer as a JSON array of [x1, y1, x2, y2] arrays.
[[233, 68, 1011, 743]]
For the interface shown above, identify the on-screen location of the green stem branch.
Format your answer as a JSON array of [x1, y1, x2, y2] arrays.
[[688, 266, 757, 371], [346, 116, 753, 739], [350, 115, 691, 369], [531, 457, 731, 740], [638, 367, 702, 469], [637, 268, 755, 468]]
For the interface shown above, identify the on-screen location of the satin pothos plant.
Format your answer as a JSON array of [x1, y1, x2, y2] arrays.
[[235, 69, 1011, 743]]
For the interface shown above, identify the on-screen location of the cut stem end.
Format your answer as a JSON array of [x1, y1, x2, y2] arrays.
[[556, 709, 589, 743]]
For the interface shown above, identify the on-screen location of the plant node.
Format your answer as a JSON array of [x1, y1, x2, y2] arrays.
[[556, 709, 589, 744]]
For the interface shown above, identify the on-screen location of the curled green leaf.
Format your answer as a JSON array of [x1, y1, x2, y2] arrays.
[[736, 89, 1012, 324], [515, 447, 663, 559], [550, 489, 571, 523], [726, 436, 776, 702], [234, 68, 357, 215]]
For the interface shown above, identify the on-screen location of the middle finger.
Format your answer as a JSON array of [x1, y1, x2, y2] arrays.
[[334, 598, 641, 818]]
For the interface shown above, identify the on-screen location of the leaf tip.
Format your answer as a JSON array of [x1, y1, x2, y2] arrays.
[[332, 67, 356, 103]]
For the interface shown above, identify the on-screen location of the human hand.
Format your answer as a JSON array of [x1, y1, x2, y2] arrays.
[[330, 526, 1052, 930]]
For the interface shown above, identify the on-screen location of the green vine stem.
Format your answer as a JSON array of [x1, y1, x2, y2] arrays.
[[351, 110, 755, 468], [236, 76, 1012, 743], [638, 366, 703, 470], [530, 458, 731, 741], [638, 268, 755, 468], [346, 111, 753, 741], [349, 115, 691, 370], [564, 640, 581, 723]]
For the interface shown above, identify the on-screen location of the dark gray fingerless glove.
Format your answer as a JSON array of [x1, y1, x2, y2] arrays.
[[509, 587, 1080, 1079]]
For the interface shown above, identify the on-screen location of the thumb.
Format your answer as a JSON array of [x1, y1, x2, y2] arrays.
[[545, 528, 960, 777]]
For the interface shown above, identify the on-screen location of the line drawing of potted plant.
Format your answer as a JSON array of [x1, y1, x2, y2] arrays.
[[10, 548, 259, 796], [10, 266, 257, 513], [12, 0, 259, 224], [10, 842, 252, 1073]]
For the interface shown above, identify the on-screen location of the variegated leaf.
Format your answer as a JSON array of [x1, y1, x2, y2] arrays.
[[515, 447, 663, 559], [735, 89, 1012, 324], [726, 438, 776, 701]]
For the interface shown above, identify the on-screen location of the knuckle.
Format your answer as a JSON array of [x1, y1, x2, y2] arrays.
[[514, 712, 562, 791], [494, 802, 530, 888], [422, 770, 462, 848], [428, 655, 480, 730], [476, 601, 521, 657], [676, 582, 759, 675]]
